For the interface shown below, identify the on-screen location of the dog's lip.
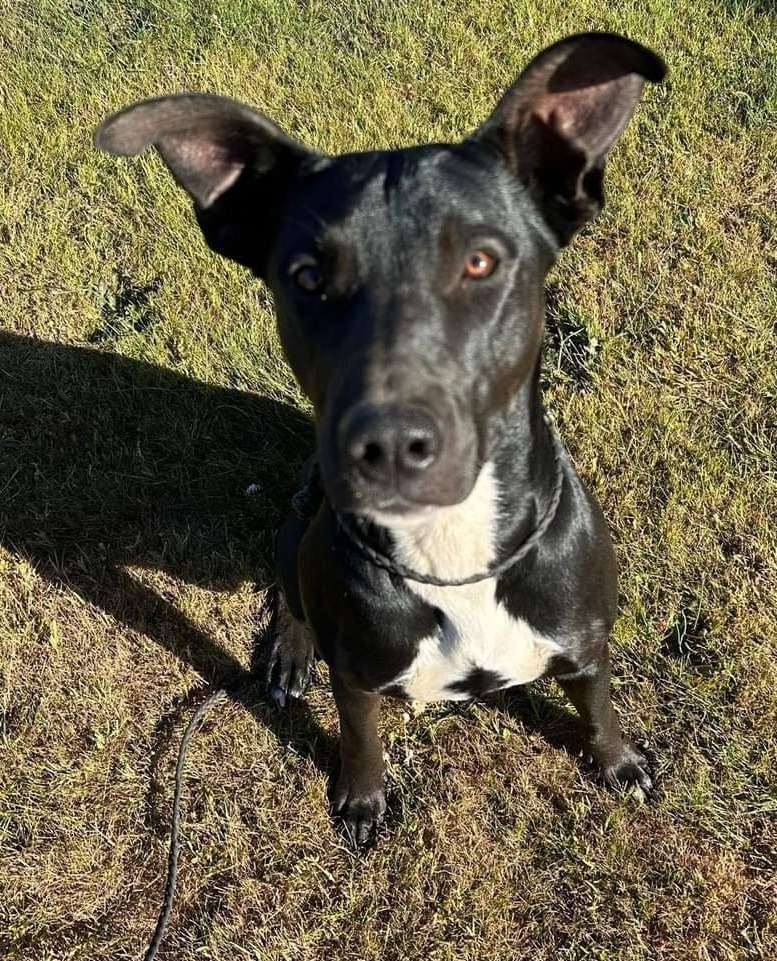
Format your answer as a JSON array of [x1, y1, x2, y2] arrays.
[[319, 455, 475, 518], [326, 484, 439, 518], [364, 498, 435, 518], [346, 493, 432, 515], [343, 492, 458, 528], [323, 471, 477, 518]]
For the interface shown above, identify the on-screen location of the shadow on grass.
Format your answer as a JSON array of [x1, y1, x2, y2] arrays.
[[499, 686, 585, 756], [0, 331, 336, 773]]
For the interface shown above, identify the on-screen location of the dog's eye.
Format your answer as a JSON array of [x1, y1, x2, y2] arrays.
[[464, 250, 497, 280], [291, 259, 325, 294]]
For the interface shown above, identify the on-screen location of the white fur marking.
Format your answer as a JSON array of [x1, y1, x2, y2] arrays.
[[373, 463, 560, 703]]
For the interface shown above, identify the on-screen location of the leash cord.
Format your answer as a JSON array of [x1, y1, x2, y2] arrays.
[[336, 430, 565, 588], [143, 686, 229, 961]]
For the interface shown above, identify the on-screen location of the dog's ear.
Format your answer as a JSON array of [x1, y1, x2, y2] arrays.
[[95, 94, 318, 273], [472, 33, 665, 245]]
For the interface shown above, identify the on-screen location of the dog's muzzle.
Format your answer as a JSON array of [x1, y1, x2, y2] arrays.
[[323, 397, 475, 512]]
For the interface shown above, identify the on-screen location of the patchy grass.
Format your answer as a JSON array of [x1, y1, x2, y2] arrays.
[[1, 1, 776, 959]]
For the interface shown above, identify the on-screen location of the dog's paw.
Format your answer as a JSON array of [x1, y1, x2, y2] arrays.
[[331, 775, 387, 847], [601, 742, 654, 799], [266, 642, 313, 707], [264, 592, 315, 708]]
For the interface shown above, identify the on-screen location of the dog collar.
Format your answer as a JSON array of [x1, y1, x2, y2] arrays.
[[335, 429, 565, 588]]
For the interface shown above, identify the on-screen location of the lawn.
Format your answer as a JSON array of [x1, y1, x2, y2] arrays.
[[1, 1, 775, 959]]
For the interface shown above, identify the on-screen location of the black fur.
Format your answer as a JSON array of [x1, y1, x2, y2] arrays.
[[446, 667, 511, 699], [96, 33, 665, 844]]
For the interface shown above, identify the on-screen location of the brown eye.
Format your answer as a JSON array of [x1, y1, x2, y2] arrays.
[[464, 249, 497, 280], [291, 260, 325, 294]]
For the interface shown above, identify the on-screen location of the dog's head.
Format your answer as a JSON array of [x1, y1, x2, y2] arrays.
[[96, 33, 664, 517]]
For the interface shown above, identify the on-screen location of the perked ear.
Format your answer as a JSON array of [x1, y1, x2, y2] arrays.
[[473, 33, 665, 245], [95, 94, 318, 272]]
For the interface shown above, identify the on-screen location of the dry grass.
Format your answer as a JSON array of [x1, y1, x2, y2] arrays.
[[1, 1, 776, 958]]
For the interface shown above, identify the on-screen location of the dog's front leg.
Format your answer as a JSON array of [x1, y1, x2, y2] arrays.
[[264, 587, 316, 707], [557, 645, 653, 797], [330, 672, 386, 845]]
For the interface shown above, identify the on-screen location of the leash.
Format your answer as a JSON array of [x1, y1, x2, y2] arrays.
[[142, 566, 288, 960], [142, 579, 284, 960], [335, 429, 565, 587], [143, 685, 229, 961]]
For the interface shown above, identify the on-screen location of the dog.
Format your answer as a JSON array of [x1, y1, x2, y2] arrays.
[[96, 32, 665, 845]]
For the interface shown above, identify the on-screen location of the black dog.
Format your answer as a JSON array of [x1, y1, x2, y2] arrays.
[[97, 32, 665, 845]]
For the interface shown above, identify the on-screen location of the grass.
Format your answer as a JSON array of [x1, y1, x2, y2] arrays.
[[1, 0, 775, 958]]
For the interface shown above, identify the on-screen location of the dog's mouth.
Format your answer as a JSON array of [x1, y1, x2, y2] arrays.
[[323, 475, 447, 520], [358, 496, 438, 523], [317, 452, 475, 521]]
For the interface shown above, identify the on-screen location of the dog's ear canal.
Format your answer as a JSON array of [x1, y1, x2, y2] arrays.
[[472, 33, 665, 246], [95, 94, 317, 273]]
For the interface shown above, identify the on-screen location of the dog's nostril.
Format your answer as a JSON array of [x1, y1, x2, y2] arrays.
[[407, 438, 430, 462], [363, 442, 384, 466], [404, 433, 436, 469]]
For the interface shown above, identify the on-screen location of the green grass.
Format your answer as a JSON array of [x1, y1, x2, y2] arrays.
[[1, 1, 776, 958]]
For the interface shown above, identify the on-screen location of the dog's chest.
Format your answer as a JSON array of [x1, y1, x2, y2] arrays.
[[375, 464, 560, 703]]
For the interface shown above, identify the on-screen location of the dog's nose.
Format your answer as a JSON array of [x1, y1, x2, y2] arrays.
[[342, 403, 440, 486]]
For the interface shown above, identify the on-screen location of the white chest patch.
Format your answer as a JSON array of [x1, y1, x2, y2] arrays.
[[372, 463, 561, 704]]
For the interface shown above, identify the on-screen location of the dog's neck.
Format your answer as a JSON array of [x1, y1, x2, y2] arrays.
[[488, 363, 560, 565]]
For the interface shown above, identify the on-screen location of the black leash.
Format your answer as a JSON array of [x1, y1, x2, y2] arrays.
[[335, 430, 566, 587], [143, 686, 229, 961], [142, 590, 282, 960]]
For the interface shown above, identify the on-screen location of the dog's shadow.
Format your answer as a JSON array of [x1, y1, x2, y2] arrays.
[[0, 331, 336, 780], [1, 332, 597, 826], [498, 686, 584, 755]]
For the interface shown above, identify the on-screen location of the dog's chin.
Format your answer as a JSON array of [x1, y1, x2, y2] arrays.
[[329, 490, 433, 519], [332, 487, 474, 530], [362, 498, 437, 528]]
